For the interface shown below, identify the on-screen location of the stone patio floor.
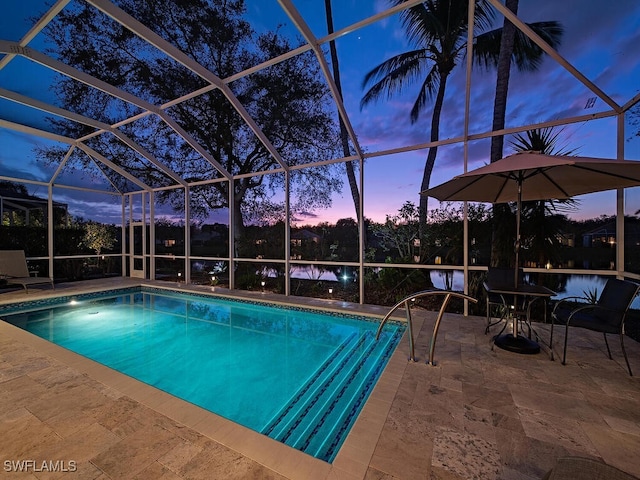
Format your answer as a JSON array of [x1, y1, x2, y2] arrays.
[[1, 278, 639, 479]]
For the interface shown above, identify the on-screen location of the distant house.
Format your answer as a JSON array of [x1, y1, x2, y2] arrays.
[[290, 229, 322, 260], [291, 229, 321, 245], [191, 223, 226, 246], [582, 222, 616, 248], [582, 219, 640, 248], [0, 189, 68, 226], [555, 231, 575, 247]]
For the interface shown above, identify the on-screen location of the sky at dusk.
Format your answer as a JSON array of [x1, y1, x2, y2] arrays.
[[1, 0, 639, 226]]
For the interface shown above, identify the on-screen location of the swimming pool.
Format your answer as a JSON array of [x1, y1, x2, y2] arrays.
[[0, 287, 404, 462]]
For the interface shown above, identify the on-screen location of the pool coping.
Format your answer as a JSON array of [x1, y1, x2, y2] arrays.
[[0, 279, 414, 480]]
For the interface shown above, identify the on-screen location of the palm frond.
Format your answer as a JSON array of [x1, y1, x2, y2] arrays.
[[473, 20, 563, 72], [396, 0, 494, 49], [510, 126, 580, 218], [361, 49, 429, 107], [473, 29, 502, 70], [510, 126, 578, 157], [398, 0, 446, 46], [471, 0, 497, 32], [410, 66, 440, 122], [512, 21, 564, 71]]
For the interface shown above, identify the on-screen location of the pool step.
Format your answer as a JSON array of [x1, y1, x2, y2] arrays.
[[261, 332, 361, 439], [261, 328, 401, 462]]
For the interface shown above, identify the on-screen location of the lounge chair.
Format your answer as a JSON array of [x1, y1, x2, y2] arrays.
[[0, 250, 54, 293]]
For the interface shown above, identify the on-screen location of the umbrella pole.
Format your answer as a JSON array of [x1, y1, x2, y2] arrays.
[[515, 180, 522, 287]]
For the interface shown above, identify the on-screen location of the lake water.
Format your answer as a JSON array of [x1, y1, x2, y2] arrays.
[[288, 266, 638, 308]]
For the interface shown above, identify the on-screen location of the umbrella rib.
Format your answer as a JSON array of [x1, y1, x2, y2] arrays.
[[442, 175, 485, 201], [574, 164, 640, 184], [533, 168, 570, 198], [495, 175, 511, 203]]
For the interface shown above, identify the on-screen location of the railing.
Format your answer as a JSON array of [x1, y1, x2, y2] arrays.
[[375, 289, 477, 366]]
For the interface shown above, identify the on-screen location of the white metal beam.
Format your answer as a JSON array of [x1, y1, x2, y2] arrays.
[[0, 41, 232, 180], [49, 145, 76, 186], [0, 87, 186, 187], [0, 87, 111, 131], [76, 143, 151, 191], [157, 113, 232, 180], [623, 92, 640, 112], [276, 0, 428, 167], [0, 41, 159, 113], [488, 0, 622, 113], [0, 0, 71, 71], [278, 0, 364, 162], [0, 118, 73, 144], [109, 129, 187, 187], [85, 0, 289, 172], [79, 150, 125, 194]]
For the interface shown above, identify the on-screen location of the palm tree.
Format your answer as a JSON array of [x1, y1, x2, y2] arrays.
[[489, 0, 563, 266], [507, 127, 578, 269], [324, 0, 361, 219], [360, 0, 563, 247]]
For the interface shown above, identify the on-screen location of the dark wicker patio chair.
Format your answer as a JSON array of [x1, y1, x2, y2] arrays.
[[484, 267, 523, 334], [551, 278, 640, 375]]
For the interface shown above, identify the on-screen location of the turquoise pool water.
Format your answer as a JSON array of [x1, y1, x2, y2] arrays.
[[0, 288, 404, 462]]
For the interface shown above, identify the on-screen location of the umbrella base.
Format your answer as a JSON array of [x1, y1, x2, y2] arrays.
[[494, 334, 540, 354]]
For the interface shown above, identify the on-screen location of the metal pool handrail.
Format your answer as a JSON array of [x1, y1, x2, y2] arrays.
[[375, 289, 477, 365]]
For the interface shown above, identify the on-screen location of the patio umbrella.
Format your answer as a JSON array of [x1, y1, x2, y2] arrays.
[[422, 151, 640, 285]]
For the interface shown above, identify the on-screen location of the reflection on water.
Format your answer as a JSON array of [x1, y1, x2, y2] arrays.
[[430, 270, 640, 308], [430, 270, 608, 297], [281, 266, 638, 309]]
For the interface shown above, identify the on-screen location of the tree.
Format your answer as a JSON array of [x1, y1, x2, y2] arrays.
[[38, 0, 344, 253], [360, 0, 563, 240], [372, 201, 420, 261], [0, 181, 68, 227], [0, 181, 28, 196], [0, 181, 30, 226], [324, 0, 361, 219], [428, 201, 491, 265], [83, 221, 116, 257], [626, 100, 640, 140], [489, 0, 563, 266]]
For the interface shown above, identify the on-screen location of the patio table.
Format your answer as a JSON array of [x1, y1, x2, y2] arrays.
[[483, 282, 556, 354]]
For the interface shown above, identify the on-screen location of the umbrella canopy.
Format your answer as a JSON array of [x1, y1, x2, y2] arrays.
[[423, 152, 640, 203], [422, 152, 640, 285]]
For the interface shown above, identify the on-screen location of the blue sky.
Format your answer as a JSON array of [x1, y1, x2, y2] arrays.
[[1, 0, 639, 225]]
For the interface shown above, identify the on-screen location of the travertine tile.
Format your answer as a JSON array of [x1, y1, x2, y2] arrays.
[[28, 365, 90, 389], [431, 427, 501, 480], [601, 414, 640, 436], [27, 382, 114, 424], [178, 443, 288, 480], [0, 407, 62, 459], [581, 421, 640, 477], [509, 384, 603, 424], [35, 421, 120, 461], [1, 279, 640, 479], [133, 461, 183, 480], [0, 374, 49, 409], [517, 408, 599, 455], [157, 439, 204, 473], [370, 432, 433, 480], [90, 423, 182, 479]]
